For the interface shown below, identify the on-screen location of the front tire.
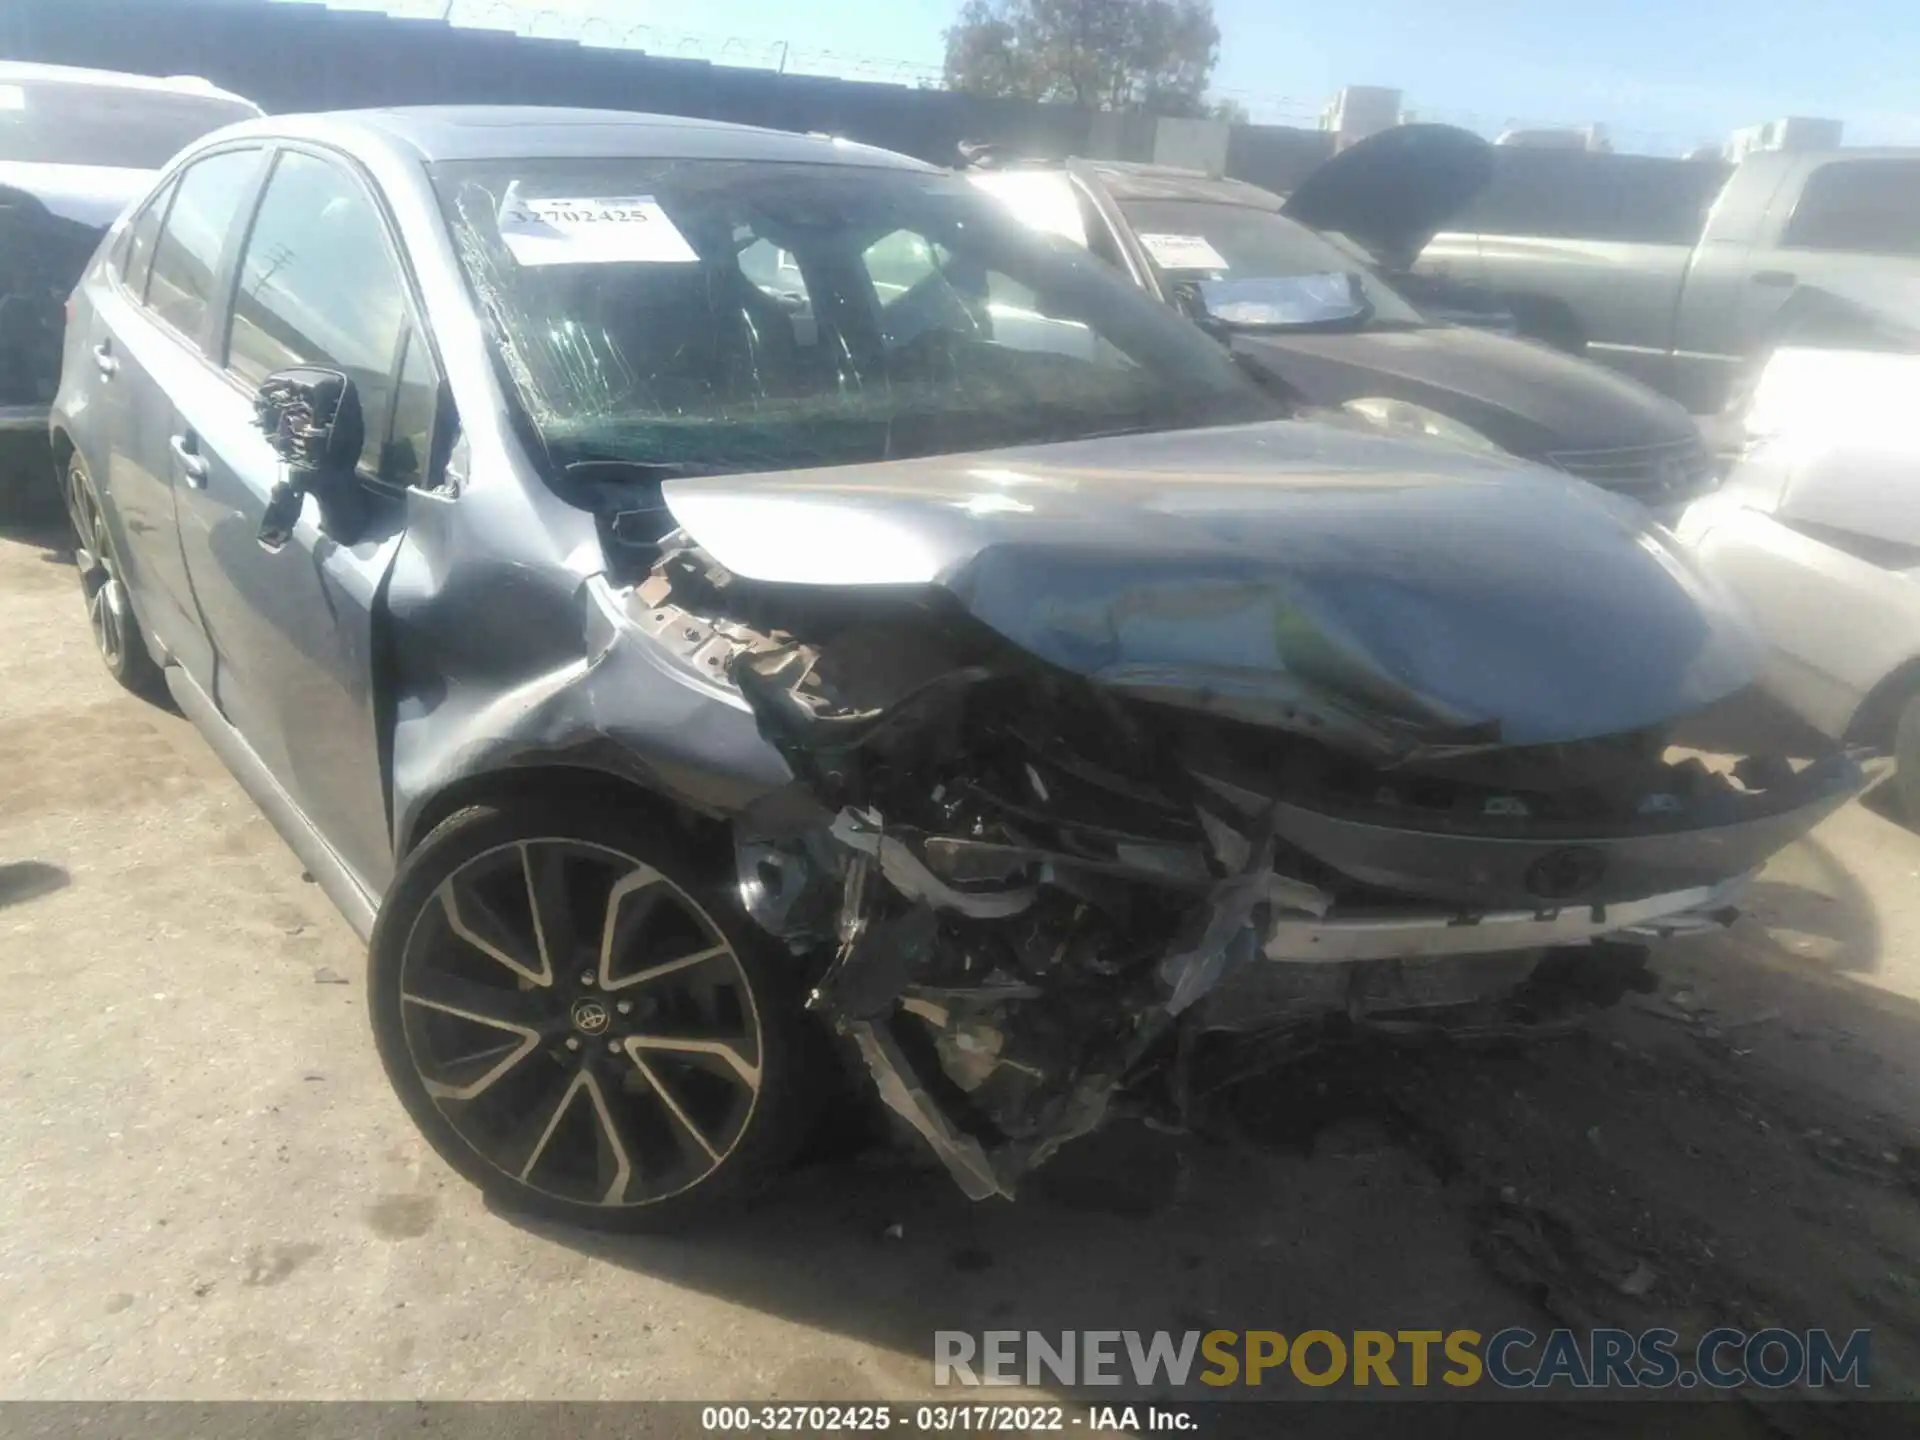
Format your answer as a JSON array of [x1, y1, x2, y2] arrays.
[[369, 797, 818, 1231]]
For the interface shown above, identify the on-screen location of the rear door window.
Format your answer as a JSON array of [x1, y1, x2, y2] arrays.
[[1782, 159, 1920, 256], [224, 148, 430, 482], [145, 148, 263, 343]]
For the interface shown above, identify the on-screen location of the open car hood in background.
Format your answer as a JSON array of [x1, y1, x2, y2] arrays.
[[660, 421, 1760, 757], [1281, 124, 1493, 270]]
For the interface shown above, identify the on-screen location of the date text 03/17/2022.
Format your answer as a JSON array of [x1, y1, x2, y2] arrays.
[[699, 1405, 1190, 1433]]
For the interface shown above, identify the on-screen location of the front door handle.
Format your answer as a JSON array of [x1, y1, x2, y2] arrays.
[[168, 433, 209, 487], [92, 343, 118, 378], [1751, 269, 1797, 288]]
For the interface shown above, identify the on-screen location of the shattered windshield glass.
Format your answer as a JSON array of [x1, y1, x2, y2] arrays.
[[431, 158, 1279, 476], [1119, 199, 1426, 327]]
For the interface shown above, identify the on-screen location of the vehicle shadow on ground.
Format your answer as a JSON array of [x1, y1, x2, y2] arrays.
[[0, 515, 72, 563]]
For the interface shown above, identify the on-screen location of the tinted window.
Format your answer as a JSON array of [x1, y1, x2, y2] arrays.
[[431, 158, 1272, 476], [118, 178, 176, 298], [0, 79, 258, 169], [227, 150, 414, 477], [1783, 160, 1920, 256], [146, 149, 261, 342]]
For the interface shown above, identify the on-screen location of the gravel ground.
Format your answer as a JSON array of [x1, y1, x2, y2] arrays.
[[4, 518, 1920, 1431]]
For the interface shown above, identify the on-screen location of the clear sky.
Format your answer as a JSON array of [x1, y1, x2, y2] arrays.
[[301, 0, 1920, 154]]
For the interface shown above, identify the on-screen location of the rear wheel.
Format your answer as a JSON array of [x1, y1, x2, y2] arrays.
[[369, 797, 819, 1231], [67, 456, 163, 697]]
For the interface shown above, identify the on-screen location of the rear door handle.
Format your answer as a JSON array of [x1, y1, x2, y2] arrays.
[[168, 433, 209, 487], [1751, 269, 1797, 288], [92, 343, 118, 378]]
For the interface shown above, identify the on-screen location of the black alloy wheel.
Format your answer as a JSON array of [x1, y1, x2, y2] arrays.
[[369, 799, 816, 1230]]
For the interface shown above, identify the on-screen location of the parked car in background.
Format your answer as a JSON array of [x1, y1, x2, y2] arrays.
[[55, 106, 1859, 1230], [1676, 278, 1920, 818], [1420, 146, 1920, 414], [0, 61, 261, 515], [968, 152, 1717, 518]]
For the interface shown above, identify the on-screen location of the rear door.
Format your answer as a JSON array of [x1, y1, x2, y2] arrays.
[[169, 144, 440, 895], [87, 146, 267, 686]]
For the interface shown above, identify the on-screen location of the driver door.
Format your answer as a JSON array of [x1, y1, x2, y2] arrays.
[[169, 145, 442, 896]]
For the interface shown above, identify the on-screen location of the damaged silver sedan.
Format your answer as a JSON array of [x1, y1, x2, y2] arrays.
[[53, 107, 1864, 1230]]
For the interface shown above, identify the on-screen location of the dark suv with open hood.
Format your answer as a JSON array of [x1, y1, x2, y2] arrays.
[[52, 107, 1859, 1230], [969, 126, 1716, 518]]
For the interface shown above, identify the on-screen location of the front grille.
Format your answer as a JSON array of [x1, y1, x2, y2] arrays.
[[1541, 437, 1716, 505]]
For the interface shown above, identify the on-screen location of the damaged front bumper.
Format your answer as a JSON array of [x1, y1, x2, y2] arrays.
[[1255, 750, 1863, 910], [617, 529, 1866, 1203], [1262, 878, 1747, 964]]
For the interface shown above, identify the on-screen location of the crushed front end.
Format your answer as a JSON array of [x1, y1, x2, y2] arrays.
[[622, 526, 1863, 1200]]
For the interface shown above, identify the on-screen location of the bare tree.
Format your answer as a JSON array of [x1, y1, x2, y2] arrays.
[[943, 0, 1222, 116]]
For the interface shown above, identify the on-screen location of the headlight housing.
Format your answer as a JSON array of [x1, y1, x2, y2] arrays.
[[1342, 397, 1507, 456]]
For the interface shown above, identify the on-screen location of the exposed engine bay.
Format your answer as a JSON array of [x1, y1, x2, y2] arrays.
[[622, 531, 1864, 1199]]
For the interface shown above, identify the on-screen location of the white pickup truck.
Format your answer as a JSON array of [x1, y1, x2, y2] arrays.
[[1417, 147, 1920, 414]]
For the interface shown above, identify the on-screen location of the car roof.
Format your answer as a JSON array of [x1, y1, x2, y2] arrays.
[[0, 59, 258, 110], [1080, 160, 1285, 210], [219, 106, 940, 171]]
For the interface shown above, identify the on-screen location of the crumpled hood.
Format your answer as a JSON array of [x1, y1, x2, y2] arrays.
[[660, 420, 1759, 753], [0, 161, 153, 229], [1231, 322, 1700, 461]]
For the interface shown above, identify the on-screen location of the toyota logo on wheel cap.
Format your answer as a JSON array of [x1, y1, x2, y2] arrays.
[[570, 997, 612, 1035]]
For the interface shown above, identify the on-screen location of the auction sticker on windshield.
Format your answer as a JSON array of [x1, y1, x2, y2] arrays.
[[1137, 233, 1229, 271], [498, 194, 698, 266]]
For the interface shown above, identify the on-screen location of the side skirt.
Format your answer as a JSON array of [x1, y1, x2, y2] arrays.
[[165, 663, 380, 943]]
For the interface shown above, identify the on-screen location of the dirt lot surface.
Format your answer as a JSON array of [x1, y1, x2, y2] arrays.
[[3, 519, 1920, 1432]]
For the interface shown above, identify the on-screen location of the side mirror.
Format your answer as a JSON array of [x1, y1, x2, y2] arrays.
[[251, 367, 363, 550]]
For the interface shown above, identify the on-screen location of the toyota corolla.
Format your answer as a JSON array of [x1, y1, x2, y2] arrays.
[[51, 107, 1861, 1231]]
